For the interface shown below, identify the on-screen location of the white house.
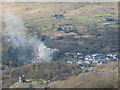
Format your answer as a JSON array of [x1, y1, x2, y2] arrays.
[[86, 55, 91, 58], [76, 52, 81, 55], [67, 61, 73, 64], [92, 53, 97, 57], [97, 62, 103, 65], [93, 61, 98, 64], [85, 61, 90, 64], [77, 60, 83, 65], [85, 57, 89, 61]]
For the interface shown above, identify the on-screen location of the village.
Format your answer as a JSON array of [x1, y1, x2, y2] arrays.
[[65, 52, 118, 68], [16, 52, 118, 88]]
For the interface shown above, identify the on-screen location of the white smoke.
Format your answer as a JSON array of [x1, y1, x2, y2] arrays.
[[3, 12, 27, 48], [3, 12, 59, 62]]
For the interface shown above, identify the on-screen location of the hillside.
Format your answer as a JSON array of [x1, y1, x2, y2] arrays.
[[1, 2, 119, 88], [8, 61, 118, 88], [48, 61, 118, 88], [2, 2, 118, 35], [2, 62, 82, 88], [1, 2, 119, 67]]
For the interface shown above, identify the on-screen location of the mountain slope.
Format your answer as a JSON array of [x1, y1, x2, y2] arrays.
[[49, 61, 118, 88], [2, 3, 118, 67], [8, 61, 118, 88]]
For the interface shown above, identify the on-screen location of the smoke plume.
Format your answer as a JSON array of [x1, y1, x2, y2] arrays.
[[3, 12, 59, 63]]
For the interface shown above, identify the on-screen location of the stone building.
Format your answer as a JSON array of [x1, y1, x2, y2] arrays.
[[19, 75, 26, 83]]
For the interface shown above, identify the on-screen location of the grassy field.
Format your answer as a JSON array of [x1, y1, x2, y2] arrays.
[[2, 2, 118, 35], [10, 82, 31, 88], [10, 78, 48, 88]]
